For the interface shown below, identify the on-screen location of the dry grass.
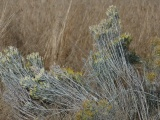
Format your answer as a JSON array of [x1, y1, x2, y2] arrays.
[[0, 0, 160, 71], [0, 98, 13, 120]]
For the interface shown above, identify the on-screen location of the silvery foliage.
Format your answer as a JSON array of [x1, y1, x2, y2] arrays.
[[0, 46, 96, 119], [87, 5, 159, 120]]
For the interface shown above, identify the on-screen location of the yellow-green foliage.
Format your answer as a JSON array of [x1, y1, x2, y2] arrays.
[[75, 99, 112, 120], [107, 33, 132, 49], [51, 67, 83, 83], [145, 37, 160, 83], [62, 68, 83, 83], [29, 85, 39, 99], [91, 33, 138, 65], [121, 33, 132, 50], [26, 52, 44, 69], [92, 49, 110, 64], [19, 69, 50, 100], [63, 67, 82, 76], [146, 72, 157, 83], [89, 5, 120, 41], [0, 46, 22, 64], [0, 47, 49, 100]]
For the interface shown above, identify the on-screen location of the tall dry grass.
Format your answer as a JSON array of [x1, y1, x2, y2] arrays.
[[0, 0, 160, 71]]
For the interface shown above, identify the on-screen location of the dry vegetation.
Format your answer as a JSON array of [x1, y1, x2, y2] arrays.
[[0, 0, 160, 119], [0, 81, 15, 120], [0, 0, 160, 70]]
